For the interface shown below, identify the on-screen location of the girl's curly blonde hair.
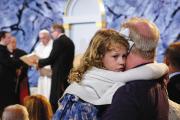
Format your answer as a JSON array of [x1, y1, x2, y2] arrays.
[[68, 29, 129, 82]]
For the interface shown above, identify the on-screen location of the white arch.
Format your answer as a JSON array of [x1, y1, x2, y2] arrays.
[[63, 0, 106, 55]]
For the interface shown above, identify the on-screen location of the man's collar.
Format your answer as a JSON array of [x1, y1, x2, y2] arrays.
[[169, 72, 180, 79], [57, 33, 64, 38], [133, 62, 153, 68]]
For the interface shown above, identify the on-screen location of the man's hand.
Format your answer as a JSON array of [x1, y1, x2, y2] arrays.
[[20, 54, 39, 67]]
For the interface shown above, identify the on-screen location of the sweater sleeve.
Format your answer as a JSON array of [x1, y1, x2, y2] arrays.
[[89, 63, 168, 83]]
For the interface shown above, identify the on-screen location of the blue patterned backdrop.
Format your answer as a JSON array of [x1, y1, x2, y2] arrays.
[[0, 0, 179, 62], [104, 0, 180, 62], [0, 0, 65, 52]]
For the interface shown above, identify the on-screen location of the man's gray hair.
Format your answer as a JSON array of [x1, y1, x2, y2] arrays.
[[122, 17, 160, 50], [121, 17, 160, 59], [39, 29, 50, 35], [130, 29, 159, 51]]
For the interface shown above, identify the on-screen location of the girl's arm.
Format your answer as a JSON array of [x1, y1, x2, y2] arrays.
[[89, 63, 168, 83]]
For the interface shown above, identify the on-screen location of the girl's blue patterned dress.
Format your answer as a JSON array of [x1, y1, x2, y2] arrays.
[[53, 94, 99, 120]]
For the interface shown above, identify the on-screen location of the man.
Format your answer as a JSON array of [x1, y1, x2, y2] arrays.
[[37, 24, 75, 112], [7, 36, 29, 104], [0, 31, 21, 115], [2, 104, 29, 120], [164, 42, 180, 104], [35, 29, 53, 99], [102, 18, 169, 120], [27, 30, 53, 96]]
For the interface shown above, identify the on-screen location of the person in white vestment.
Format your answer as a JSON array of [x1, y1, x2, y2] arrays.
[[33, 29, 53, 99]]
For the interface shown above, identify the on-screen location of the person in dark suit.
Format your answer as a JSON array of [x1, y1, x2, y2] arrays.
[[0, 31, 21, 116], [102, 17, 169, 120], [36, 24, 75, 112], [164, 42, 180, 104], [7, 36, 30, 104]]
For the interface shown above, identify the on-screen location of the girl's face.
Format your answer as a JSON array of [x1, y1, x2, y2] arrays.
[[102, 45, 128, 72]]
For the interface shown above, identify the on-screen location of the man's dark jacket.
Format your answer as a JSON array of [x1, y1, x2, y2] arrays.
[[38, 34, 75, 112], [102, 76, 169, 120], [0, 45, 21, 114], [167, 74, 180, 104]]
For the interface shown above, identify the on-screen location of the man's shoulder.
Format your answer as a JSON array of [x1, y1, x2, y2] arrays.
[[59, 34, 69, 39], [126, 79, 157, 86], [170, 74, 180, 82], [115, 80, 159, 94], [60, 35, 74, 47], [15, 48, 27, 55], [56, 34, 71, 42]]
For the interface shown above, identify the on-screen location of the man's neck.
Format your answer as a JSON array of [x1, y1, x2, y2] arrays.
[[126, 53, 154, 70], [132, 58, 153, 68]]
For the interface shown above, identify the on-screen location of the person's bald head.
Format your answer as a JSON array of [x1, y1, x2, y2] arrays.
[[121, 17, 160, 59], [2, 104, 29, 120]]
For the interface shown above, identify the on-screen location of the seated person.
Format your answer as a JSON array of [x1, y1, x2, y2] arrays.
[[2, 104, 29, 120], [23, 95, 53, 120]]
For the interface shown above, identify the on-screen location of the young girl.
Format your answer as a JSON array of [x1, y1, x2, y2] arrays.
[[53, 29, 167, 120]]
